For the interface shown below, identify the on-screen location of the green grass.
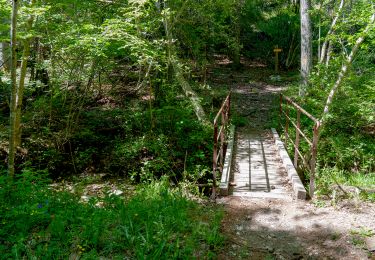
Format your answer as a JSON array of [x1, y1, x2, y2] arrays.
[[0, 172, 224, 259], [315, 167, 375, 202]]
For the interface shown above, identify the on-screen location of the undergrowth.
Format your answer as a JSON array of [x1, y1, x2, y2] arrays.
[[282, 56, 375, 201], [0, 91, 214, 186], [0, 171, 224, 259]]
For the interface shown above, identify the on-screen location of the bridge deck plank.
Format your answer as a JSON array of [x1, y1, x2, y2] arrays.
[[231, 130, 292, 199]]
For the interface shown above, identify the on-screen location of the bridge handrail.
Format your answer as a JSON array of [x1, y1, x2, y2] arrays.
[[279, 94, 320, 197], [212, 92, 231, 198]]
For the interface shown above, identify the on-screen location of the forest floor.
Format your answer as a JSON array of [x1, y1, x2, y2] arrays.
[[208, 57, 375, 260]]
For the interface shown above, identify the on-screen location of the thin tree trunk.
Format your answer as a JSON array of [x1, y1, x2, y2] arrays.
[[232, 2, 241, 70], [14, 0, 36, 146], [0, 43, 4, 69], [322, 12, 375, 119], [317, 0, 324, 61], [318, 18, 321, 60], [325, 41, 332, 66], [162, 7, 207, 122], [286, 31, 296, 68], [8, 0, 18, 177], [14, 43, 30, 146], [300, 0, 313, 96], [29, 38, 39, 82], [320, 0, 345, 64]]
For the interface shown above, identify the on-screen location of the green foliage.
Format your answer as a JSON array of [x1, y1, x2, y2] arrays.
[[249, 7, 300, 68], [231, 113, 249, 127], [307, 58, 375, 176], [0, 172, 224, 258], [283, 0, 375, 199], [109, 105, 213, 183], [1, 0, 372, 206], [315, 167, 375, 202], [350, 227, 374, 249], [0, 0, 11, 41], [285, 71, 375, 200], [15, 93, 213, 184]]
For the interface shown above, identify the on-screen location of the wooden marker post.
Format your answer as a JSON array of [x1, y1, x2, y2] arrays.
[[274, 46, 282, 73]]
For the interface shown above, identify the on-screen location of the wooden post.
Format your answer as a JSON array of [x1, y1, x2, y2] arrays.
[[279, 94, 282, 130], [212, 124, 218, 198], [294, 110, 301, 168], [228, 92, 231, 120], [309, 121, 320, 198], [220, 112, 225, 172], [212, 92, 231, 199], [274, 46, 282, 73], [285, 101, 289, 144]]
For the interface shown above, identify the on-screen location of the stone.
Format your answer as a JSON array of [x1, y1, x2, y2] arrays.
[[366, 236, 375, 252], [110, 190, 124, 196]]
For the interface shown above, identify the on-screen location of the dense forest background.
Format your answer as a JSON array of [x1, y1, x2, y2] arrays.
[[0, 0, 374, 258], [0, 0, 304, 181]]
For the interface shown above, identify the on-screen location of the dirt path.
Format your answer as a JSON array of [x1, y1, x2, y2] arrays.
[[218, 197, 375, 259], [208, 57, 375, 259]]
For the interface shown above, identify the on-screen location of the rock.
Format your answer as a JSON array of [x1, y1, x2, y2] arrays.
[[110, 189, 123, 196], [236, 225, 244, 231], [95, 202, 104, 208], [80, 195, 90, 202], [69, 253, 80, 260], [366, 236, 375, 252]]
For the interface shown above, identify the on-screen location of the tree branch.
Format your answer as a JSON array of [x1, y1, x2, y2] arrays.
[[321, 11, 375, 120], [320, 0, 345, 64]]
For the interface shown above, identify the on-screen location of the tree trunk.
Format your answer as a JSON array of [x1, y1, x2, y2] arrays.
[[325, 41, 332, 66], [0, 43, 4, 69], [286, 31, 297, 68], [318, 17, 321, 61], [8, 0, 18, 177], [14, 39, 31, 146], [14, 0, 36, 147], [300, 0, 312, 96], [320, 0, 345, 64], [232, 3, 241, 70]]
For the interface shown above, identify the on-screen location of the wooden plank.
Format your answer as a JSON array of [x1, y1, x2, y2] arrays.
[[232, 131, 292, 199]]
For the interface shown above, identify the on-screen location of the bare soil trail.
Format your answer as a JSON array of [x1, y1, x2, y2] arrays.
[[208, 57, 375, 260]]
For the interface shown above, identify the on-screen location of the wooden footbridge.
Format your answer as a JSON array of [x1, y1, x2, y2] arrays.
[[213, 91, 320, 200]]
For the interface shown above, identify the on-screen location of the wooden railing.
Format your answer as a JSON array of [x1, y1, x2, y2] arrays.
[[212, 92, 231, 198], [279, 94, 321, 197]]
